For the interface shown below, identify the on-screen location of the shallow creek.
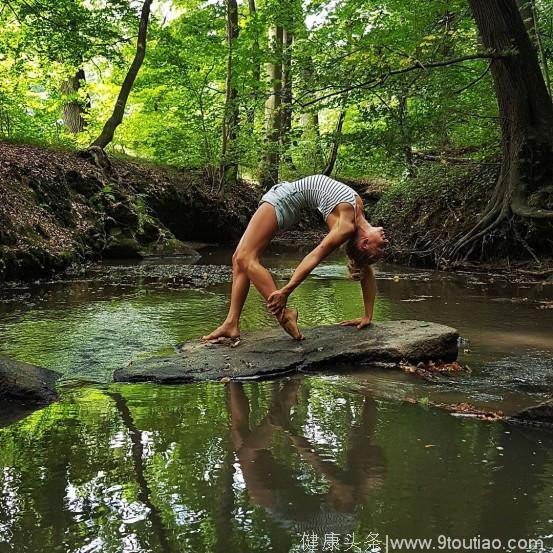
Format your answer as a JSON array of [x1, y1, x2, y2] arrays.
[[0, 250, 552, 552]]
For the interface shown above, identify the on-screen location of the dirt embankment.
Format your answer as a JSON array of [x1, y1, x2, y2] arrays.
[[369, 161, 553, 273], [2, 143, 550, 282], [0, 142, 257, 281]]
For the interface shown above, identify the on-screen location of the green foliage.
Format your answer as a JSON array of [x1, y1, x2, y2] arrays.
[[418, 396, 430, 407], [371, 161, 497, 224], [1, 0, 541, 182], [101, 184, 115, 199]]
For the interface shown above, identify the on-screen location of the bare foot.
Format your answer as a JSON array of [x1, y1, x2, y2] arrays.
[[202, 322, 240, 342], [205, 336, 241, 347], [277, 308, 304, 341]]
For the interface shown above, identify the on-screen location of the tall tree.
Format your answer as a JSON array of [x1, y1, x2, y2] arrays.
[[516, 0, 551, 96], [220, 0, 240, 189], [259, 25, 283, 189], [246, 0, 261, 124], [452, 0, 553, 256], [280, 27, 294, 165], [90, 0, 153, 150], [299, 55, 324, 171]]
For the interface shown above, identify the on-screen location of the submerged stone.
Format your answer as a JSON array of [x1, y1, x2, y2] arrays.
[[114, 320, 459, 384], [0, 355, 60, 403], [509, 399, 553, 427]]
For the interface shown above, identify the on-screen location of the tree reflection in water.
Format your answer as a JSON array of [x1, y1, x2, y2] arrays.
[[1, 379, 552, 553]]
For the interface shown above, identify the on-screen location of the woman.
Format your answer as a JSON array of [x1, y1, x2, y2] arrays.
[[202, 174, 388, 343]]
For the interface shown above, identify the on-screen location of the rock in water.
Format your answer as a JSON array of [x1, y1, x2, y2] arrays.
[[114, 320, 459, 384], [0, 355, 60, 403], [509, 400, 553, 427]]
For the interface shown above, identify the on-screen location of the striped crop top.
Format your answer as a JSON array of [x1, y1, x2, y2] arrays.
[[290, 174, 358, 221]]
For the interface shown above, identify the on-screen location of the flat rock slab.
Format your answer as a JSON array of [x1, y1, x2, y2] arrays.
[[114, 320, 459, 384], [0, 355, 60, 403]]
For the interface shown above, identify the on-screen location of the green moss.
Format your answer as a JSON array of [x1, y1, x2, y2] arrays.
[[58, 250, 75, 262]]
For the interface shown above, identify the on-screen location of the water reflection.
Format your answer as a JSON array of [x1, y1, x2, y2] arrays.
[[1, 256, 553, 551], [1, 381, 552, 552], [228, 381, 385, 539], [107, 391, 171, 553]]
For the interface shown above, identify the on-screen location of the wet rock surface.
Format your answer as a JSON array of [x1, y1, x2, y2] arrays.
[[509, 399, 553, 427], [114, 320, 459, 384], [0, 355, 60, 403]]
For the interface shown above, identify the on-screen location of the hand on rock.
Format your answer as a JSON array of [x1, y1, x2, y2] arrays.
[[339, 317, 372, 329]]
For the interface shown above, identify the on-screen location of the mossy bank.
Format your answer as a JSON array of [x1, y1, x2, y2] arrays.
[[0, 142, 257, 281]]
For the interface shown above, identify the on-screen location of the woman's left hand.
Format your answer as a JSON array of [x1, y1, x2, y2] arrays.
[[339, 316, 372, 329], [267, 289, 289, 315]]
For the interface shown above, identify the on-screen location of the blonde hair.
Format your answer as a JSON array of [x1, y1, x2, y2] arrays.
[[345, 236, 379, 281]]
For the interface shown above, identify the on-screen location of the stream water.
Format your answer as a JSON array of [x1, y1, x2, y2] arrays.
[[0, 250, 552, 553]]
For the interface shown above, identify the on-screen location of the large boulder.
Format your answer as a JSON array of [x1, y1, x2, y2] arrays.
[[0, 355, 60, 403], [114, 320, 459, 384]]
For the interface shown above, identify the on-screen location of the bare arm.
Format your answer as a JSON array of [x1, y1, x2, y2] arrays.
[[361, 265, 377, 319], [340, 265, 377, 329], [267, 224, 353, 314]]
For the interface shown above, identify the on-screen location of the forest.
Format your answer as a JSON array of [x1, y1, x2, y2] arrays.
[[1, 0, 552, 270], [1, 3, 553, 552]]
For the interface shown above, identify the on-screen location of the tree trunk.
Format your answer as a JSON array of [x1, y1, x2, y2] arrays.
[[246, 0, 261, 124], [90, 0, 152, 150], [516, 0, 551, 96], [452, 0, 553, 257], [280, 28, 294, 166], [299, 56, 324, 169], [397, 95, 415, 177], [0, 106, 11, 137], [323, 109, 346, 176], [300, 111, 319, 134], [259, 26, 283, 190], [219, 0, 240, 190], [61, 68, 88, 134]]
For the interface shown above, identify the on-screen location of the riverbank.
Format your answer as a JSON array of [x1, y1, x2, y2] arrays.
[[2, 142, 552, 283], [369, 160, 553, 271], [0, 142, 257, 281]]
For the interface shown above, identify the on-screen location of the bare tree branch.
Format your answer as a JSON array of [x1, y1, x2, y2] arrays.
[[454, 61, 492, 94], [296, 52, 501, 108]]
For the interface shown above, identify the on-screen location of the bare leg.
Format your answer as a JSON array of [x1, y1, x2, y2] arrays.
[[202, 203, 303, 341], [202, 270, 249, 341], [202, 204, 275, 341], [245, 258, 304, 340]]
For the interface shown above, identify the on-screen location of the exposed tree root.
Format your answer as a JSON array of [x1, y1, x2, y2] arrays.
[[449, 197, 508, 260], [77, 145, 113, 184], [512, 220, 541, 264], [448, 162, 553, 261], [511, 189, 553, 218]]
